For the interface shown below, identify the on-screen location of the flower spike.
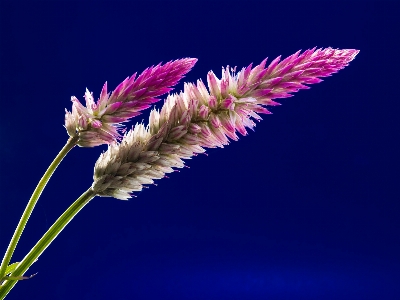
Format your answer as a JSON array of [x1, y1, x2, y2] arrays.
[[91, 47, 359, 200], [65, 58, 197, 147]]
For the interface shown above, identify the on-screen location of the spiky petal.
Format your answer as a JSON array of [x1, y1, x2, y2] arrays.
[[64, 58, 198, 147], [91, 47, 359, 200]]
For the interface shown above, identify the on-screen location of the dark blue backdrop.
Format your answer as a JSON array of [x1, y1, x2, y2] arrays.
[[1, 1, 399, 299]]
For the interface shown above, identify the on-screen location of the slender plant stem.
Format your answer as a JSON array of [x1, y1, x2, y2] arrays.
[[0, 136, 78, 280], [0, 188, 96, 299]]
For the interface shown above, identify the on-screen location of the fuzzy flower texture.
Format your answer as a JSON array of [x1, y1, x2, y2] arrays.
[[92, 47, 359, 200], [65, 58, 197, 147]]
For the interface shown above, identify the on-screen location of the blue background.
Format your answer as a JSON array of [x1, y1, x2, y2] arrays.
[[1, 1, 399, 299]]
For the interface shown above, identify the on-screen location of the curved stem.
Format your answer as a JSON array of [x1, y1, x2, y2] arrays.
[[0, 188, 96, 299], [0, 136, 78, 280]]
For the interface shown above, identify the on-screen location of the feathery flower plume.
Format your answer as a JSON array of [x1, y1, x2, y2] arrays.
[[64, 58, 197, 147], [91, 48, 359, 200]]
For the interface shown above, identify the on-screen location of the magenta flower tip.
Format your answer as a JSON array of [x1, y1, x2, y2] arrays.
[[241, 47, 359, 102]]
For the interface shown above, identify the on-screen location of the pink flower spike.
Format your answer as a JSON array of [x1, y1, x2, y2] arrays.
[[65, 57, 197, 147]]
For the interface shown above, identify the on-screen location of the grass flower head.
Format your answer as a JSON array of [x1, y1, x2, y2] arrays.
[[65, 58, 197, 147], [91, 47, 359, 200]]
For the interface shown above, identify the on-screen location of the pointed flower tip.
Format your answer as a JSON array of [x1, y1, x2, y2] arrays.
[[349, 49, 360, 59], [181, 57, 198, 68]]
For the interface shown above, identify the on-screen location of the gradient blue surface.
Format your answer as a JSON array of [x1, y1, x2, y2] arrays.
[[0, 1, 399, 299]]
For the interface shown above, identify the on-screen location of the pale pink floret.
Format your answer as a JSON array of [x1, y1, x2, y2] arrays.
[[92, 48, 359, 200], [65, 58, 197, 147]]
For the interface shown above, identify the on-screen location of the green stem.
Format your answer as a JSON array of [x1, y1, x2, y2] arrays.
[[0, 188, 96, 299], [0, 136, 78, 280]]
